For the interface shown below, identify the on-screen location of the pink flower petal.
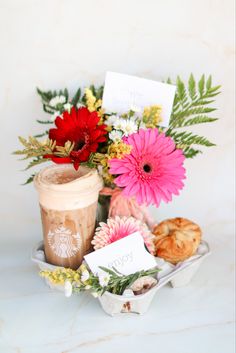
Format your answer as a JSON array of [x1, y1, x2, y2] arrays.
[[109, 128, 186, 207]]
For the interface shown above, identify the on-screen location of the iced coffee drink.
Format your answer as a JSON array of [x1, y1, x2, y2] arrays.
[[34, 164, 103, 269]]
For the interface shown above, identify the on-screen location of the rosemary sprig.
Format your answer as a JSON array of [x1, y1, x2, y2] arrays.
[[98, 266, 160, 295]]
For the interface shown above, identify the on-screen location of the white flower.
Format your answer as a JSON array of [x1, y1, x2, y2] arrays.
[[64, 280, 73, 297], [91, 292, 99, 298], [98, 273, 110, 287], [49, 95, 66, 107], [119, 119, 138, 136], [50, 111, 61, 122], [81, 270, 90, 283], [63, 103, 72, 112], [106, 115, 118, 126], [130, 104, 141, 113], [77, 103, 85, 109], [113, 117, 125, 130], [85, 285, 91, 290], [109, 130, 123, 142]]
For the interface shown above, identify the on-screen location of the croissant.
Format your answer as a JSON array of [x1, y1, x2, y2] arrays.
[[153, 217, 202, 264]]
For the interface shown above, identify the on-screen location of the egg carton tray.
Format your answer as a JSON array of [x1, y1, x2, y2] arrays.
[[31, 240, 210, 316]]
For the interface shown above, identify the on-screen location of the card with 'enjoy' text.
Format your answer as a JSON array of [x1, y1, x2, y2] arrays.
[[102, 71, 176, 127], [84, 232, 157, 276]]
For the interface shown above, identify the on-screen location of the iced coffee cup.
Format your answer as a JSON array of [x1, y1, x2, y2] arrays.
[[34, 164, 103, 269]]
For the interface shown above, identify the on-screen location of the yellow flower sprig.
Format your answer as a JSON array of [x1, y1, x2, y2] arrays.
[[92, 141, 132, 184], [142, 105, 163, 128], [41, 267, 82, 285], [84, 88, 105, 121]]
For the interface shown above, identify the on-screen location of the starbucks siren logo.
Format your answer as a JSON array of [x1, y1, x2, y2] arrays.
[[48, 226, 81, 258]]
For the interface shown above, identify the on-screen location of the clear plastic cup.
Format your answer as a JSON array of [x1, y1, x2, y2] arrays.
[[34, 164, 103, 269]]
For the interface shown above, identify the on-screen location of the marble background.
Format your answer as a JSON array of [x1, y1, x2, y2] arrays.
[[0, 0, 235, 352]]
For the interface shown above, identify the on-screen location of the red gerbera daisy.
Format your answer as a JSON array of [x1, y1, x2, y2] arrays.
[[48, 107, 107, 170]]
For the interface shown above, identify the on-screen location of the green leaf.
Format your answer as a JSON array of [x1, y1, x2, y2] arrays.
[[36, 88, 54, 103], [96, 86, 104, 99], [183, 147, 202, 158], [206, 75, 212, 90], [176, 76, 186, 101], [183, 116, 218, 126], [43, 104, 54, 114], [208, 85, 221, 93], [24, 157, 49, 171], [185, 135, 215, 147], [192, 99, 216, 106], [198, 74, 205, 97], [22, 174, 36, 185], [34, 132, 49, 138], [72, 88, 81, 106], [98, 266, 119, 276], [36, 119, 53, 124], [64, 88, 69, 100], [170, 130, 216, 147], [188, 73, 196, 100], [89, 84, 96, 96]]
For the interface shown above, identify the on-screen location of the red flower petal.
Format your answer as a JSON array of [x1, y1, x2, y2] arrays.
[[48, 107, 107, 170], [51, 156, 72, 164]]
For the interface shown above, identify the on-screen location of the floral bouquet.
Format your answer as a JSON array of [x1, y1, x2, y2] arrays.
[[16, 73, 218, 314], [14, 74, 220, 221]]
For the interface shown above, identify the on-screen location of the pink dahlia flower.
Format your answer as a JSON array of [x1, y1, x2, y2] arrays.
[[91, 216, 155, 254], [109, 128, 186, 207]]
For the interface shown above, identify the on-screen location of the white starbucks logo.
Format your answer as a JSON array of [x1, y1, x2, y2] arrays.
[[48, 226, 81, 258]]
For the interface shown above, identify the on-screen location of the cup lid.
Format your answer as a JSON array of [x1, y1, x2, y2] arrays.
[[34, 164, 103, 195]]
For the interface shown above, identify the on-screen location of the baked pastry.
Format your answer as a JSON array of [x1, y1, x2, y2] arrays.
[[153, 217, 202, 264]]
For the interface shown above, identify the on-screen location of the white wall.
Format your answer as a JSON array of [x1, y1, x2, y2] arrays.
[[0, 0, 235, 252]]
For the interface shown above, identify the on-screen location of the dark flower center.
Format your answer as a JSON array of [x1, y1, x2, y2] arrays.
[[143, 164, 152, 173], [75, 140, 85, 151]]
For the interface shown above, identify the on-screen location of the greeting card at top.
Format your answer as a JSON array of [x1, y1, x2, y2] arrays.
[[102, 71, 176, 127], [84, 232, 157, 276]]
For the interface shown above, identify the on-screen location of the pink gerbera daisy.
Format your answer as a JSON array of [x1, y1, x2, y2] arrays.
[[92, 216, 155, 254], [109, 128, 186, 207]]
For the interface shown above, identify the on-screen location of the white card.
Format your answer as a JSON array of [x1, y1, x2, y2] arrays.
[[84, 232, 156, 276], [102, 71, 176, 127]]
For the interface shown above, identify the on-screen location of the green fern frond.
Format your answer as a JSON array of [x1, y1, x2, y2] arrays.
[[24, 157, 49, 171], [181, 147, 202, 158], [183, 115, 218, 127], [167, 74, 220, 157], [169, 74, 220, 128], [170, 131, 215, 147]]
